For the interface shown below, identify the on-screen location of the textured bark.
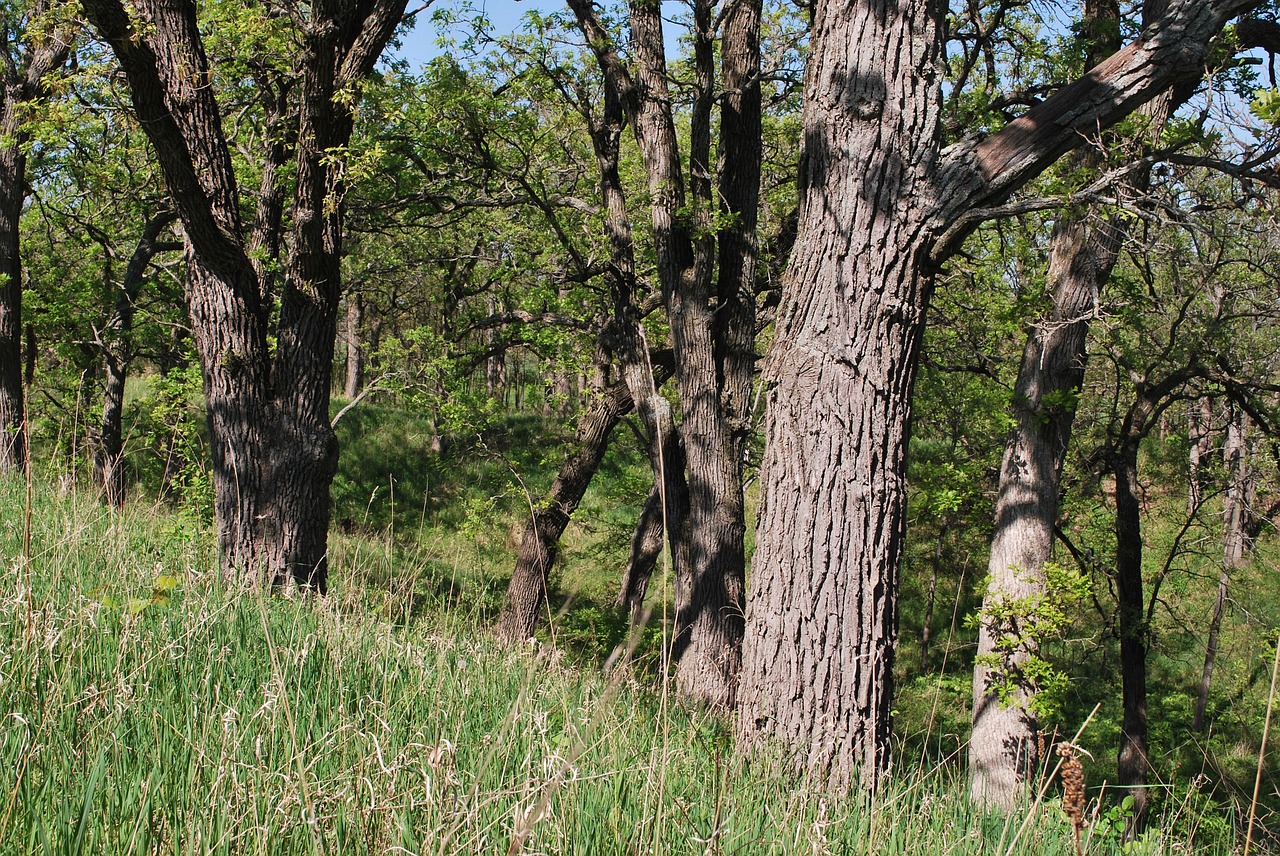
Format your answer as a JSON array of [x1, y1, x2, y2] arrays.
[[84, 0, 407, 589], [570, 0, 760, 709], [738, 0, 1257, 786], [94, 211, 180, 507], [969, 1, 1125, 806], [0, 4, 69, 470], [1194, 402, 1254, 730]]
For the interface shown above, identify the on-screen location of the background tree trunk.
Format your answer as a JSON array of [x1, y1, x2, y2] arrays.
[[495, 377, 643, 642], [1194, 401, 1254, 730], [0, 5, 69, 471], [94, 211, 180, 507]]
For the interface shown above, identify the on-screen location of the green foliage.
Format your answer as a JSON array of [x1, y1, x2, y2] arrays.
[[968, 562, 1094, 724], [1250, 87, 1280, 125], [0, 480, 1236, 855]]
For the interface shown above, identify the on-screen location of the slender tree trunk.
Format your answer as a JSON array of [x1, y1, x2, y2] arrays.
[[495, 377, 642, 642], [1113, 435, 1149, 832], [970, 205, 1123, 810], [345, 293, 365, 399], [1188, 397, 1215, 513], [620, 482, 665, 621], [94, 211, 179, 507], [0, 11, 68, 470], [1194, 402, 1253, 730], [0, 135, 25, 472]]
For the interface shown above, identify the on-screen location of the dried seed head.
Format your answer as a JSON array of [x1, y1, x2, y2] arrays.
[[1058, 742, 1086, 829]]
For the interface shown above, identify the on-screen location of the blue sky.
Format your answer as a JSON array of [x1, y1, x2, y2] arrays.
[[390, 0, 564, 66]]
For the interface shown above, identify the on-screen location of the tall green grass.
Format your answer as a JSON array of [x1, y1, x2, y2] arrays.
[[0, 479, 1239, 854]]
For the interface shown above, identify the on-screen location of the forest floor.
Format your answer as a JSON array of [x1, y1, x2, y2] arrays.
[[0, 403, 1269, 853]]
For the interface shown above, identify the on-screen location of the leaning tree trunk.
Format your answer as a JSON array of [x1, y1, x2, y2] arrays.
[[736, 0, 1254, 788], [95, 211, 179, 507], [495, 376, 645, 642], [620, 482, 666, 621], [969, 212, 1119, 809]]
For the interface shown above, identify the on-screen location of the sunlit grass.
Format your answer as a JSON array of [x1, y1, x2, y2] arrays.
[[0, 478, 1241, 855]]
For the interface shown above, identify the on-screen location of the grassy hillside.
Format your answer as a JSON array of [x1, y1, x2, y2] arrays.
[[0, 471, 1254, 855]]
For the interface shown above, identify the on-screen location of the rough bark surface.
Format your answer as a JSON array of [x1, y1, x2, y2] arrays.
[[970, 0, 1125, 806], [738, 0, 1260, 785], [84, 0, 407, 589], [569, 0, 754, 708]]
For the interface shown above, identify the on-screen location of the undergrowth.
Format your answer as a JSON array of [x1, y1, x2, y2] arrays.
[[0, 479, 1248, 854]]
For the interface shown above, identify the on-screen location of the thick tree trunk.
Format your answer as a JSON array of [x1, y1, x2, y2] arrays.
[[495, 377, 641, 642], [85, 0, 407, 590], [737, 0, 1250, 788], [737, 0, 942, 780], [94, 211, 179, 507]]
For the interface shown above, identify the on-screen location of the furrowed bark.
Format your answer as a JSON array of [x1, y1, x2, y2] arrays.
[[970, 0, 1126, 809], [740, 0, 1261, 787], [84, 0, 408, 589]]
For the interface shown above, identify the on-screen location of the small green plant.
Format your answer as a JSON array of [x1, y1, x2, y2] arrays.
[[968, 561, 1093, 723]]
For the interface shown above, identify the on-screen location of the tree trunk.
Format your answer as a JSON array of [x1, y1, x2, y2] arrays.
[[620, 481, 665, 621], [0, 8, 68, 471], [94, 211, 179, 507], [85, 0, 408, 590], [345, 293, 365, 399], [0, 135, 25, 472], [569, 0, 756, 708], [736, 0, 1251, 788], [1194, 402, 1253, 730], [495, 377, 642, 642], [1113, 436, 1149, 832], [1188, 396, 1215, 513]]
